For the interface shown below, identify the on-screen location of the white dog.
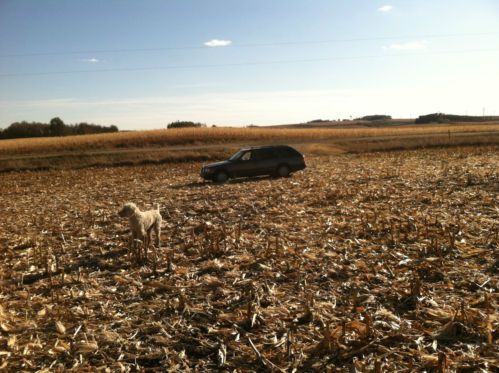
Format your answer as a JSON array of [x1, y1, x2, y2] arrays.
[[118, 202, 162, 263]]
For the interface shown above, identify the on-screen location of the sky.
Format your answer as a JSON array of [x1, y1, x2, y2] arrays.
[[1, 0, 499, 130]]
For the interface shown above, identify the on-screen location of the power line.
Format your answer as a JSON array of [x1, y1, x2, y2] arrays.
[[0, 47, 498, 78], [0, 31, 498, 58]]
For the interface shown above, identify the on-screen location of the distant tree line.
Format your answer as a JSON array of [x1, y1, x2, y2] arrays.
[[415, 113, 499, 124], [167, 121, 206, 129], [0, 117, 118, 140], [356, 115, 392, 121], [307, 119, 330, 123]]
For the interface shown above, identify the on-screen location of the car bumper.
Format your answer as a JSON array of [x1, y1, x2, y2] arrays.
[[200, 167, 215, 179], [291, 162, 306, 172]]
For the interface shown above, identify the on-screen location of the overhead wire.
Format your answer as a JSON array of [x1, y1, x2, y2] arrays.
[[0, 31, 498, 58], [0, 47, 498, 78]]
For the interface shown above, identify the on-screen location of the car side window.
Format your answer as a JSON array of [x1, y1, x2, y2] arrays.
[[241, 151, 251, 161], [279, 147, 296, 157], [256, 148, 275, 160], [250, 149, 264, 161], [276, 148, 287, 157]]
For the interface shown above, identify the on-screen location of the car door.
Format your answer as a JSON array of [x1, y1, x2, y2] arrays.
[[231, 150, 259, 177], [257, 148, 278, 175], [248, 148, 267, 176]]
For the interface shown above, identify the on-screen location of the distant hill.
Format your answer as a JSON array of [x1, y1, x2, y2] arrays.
[[268, 113, 499, 129], [268, 118, 414, 129], [416, 113, 499, 124], [355, 115, 392, 121]]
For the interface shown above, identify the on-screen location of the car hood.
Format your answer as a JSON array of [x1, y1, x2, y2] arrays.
[[204, 160, 231, 168]]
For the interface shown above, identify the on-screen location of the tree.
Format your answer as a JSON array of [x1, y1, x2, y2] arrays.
[[356, 115, 392, 121], [0, 118, 118, 140], [0, 121, 47, 138], [167, 121, 206, 129], [49, 117, 65, 136]]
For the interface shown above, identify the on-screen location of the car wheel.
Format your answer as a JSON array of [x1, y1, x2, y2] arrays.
[[276, 164, 290, 178], [214, 171, 229, 183]]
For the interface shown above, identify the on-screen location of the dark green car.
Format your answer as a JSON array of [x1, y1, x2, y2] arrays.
[[200, 145, 306, 182]]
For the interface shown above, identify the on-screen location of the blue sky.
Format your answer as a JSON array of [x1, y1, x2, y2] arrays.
[[1, 0, 498, 129]]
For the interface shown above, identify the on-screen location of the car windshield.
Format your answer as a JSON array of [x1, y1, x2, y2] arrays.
[[229, 150, 246, 161]]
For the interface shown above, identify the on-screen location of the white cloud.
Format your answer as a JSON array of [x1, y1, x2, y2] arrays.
[[204, 39, 232, 47], [378, 5, 393, 12], [81, 58, 99, 63], [385, 41, 427, 50]]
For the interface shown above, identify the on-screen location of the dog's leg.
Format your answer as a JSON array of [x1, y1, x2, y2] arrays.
[[154, 223, 161, 249], [140, 229, 147, 264], [147, 225, 157, 269], [146, 226, 153, 248], [129, 231, 137, 264]]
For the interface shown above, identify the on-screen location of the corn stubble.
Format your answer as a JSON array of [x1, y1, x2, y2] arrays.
[[0, 146, 497, 371]]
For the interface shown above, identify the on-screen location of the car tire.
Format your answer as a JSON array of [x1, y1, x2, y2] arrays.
[[214, 171, 229, 183], [276, 164, 290, 178]]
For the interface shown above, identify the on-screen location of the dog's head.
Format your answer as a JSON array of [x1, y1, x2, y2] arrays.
[[118, 202, 138, 218]]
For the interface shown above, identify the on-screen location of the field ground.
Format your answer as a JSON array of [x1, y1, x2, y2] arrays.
[[0, 145, 497, 371], [0, 122, 498, 172]]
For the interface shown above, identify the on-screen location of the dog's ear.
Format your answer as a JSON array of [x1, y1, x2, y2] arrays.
[[118, 205, 126, 216], [118, 203, 135, 217]]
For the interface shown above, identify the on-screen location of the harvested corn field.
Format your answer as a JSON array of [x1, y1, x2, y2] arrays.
[[0, 146, 498, 371]]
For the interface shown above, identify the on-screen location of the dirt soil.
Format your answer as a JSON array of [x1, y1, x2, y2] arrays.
[[0, 146, 497, 371]]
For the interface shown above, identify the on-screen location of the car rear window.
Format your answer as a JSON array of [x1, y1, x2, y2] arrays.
[[277, 147, 300, 157], [258, 148, 277, 159]]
